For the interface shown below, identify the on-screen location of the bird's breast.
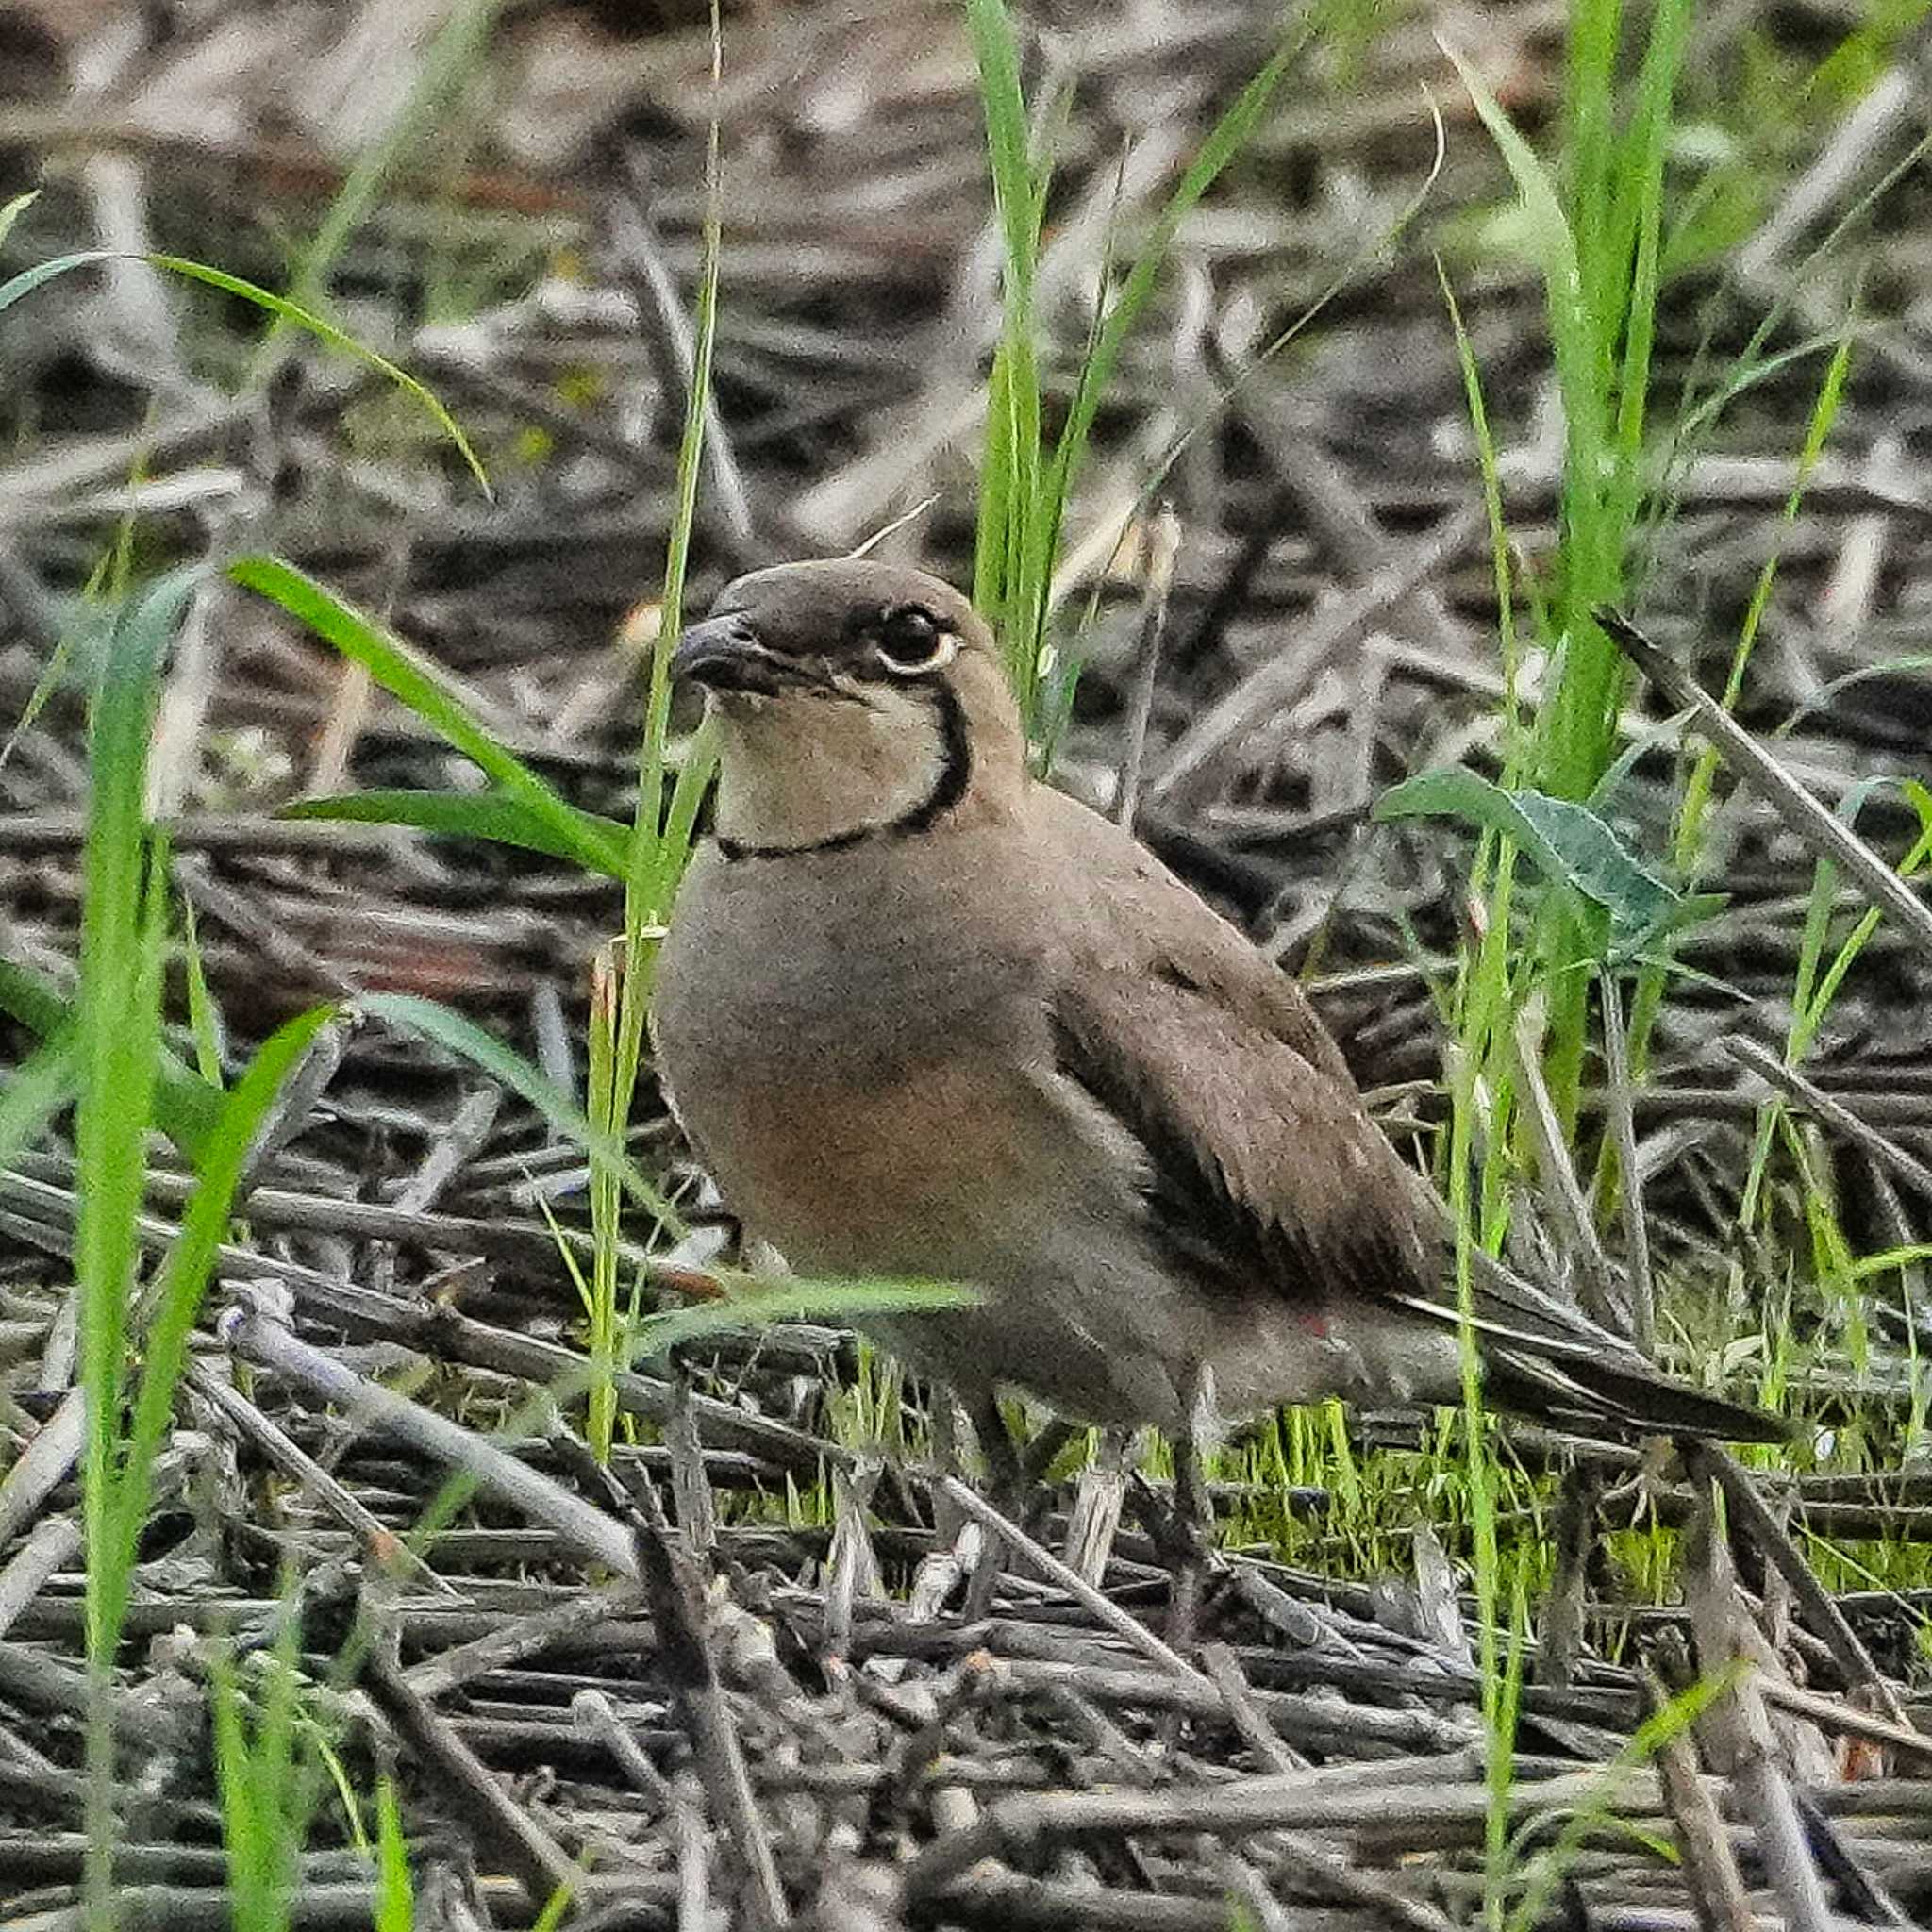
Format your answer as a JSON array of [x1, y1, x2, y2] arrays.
[[673, 1056, 1047, 1276], [656, 830, 1047, 1080], [653, 828, 1060, 1265]]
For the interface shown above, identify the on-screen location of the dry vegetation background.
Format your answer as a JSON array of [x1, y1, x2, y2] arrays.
[[2, 1, 1932, 1928]]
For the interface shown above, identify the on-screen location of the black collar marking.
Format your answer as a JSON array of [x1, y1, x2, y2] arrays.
[[717, 680, 973, 864]]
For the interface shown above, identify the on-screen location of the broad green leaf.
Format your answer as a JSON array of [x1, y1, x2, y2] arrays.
[[1375, 766, 1689, 946], [1510, 789, 1679, 939], [1377, 766, 1568, 875], [280, 789, 629, 874]]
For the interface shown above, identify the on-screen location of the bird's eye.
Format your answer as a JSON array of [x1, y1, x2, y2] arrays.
[[874, 605, 956, 676]]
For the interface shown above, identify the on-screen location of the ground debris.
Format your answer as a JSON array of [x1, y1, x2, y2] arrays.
[[3, 1, 1931, 1924]]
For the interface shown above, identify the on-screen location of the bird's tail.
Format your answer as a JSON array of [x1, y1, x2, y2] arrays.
[[1486, 1345, 1794, 1444]]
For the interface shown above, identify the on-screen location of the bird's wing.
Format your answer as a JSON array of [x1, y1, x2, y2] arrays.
[[1047, 961, 1439, 1315], [1036, 789, 1660, 1374], [1033, 787, 1440, 1313]]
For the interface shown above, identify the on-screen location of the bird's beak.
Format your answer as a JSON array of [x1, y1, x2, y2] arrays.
[[673, 614, 843, 699], [670, 612, 777, 693]]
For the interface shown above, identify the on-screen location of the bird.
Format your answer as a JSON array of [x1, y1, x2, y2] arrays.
[[649, 557, 1787, 1501]]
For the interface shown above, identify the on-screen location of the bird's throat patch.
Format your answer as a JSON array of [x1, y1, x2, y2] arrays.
[[715, 681, 972, 861]]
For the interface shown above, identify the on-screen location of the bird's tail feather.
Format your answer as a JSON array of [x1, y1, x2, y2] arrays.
[[1486, 1347, 1793, 1444]]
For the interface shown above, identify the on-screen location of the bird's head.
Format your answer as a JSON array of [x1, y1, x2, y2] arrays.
[[672, 558, 1028, 858]]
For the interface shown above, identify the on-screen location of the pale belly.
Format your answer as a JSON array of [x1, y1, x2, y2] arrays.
[[675, 1053, 1462, 1430], [665, 1040, 1163, 1417], [866, 1272, 1464, 1430]]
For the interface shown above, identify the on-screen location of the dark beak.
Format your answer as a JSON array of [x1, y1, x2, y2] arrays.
[[671, 613, 769, 693], [673, 613, 842, 699]]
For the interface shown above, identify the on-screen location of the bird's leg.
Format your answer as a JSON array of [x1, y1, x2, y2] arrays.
[[1166, 1363, 1217, 1655], [967, 1391, 1024, 1510], [1019, 1418, 1078, 1495], [931, 1397, 969, 1544], [1535, 1463, 1602, 1687], [960, 1392, 1022, 1621], [957, 1401, 1073, 1610]]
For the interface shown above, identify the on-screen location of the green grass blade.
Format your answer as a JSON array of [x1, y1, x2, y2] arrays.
[[584, 950, 622, 1462], [962, 0, 1039, 308], [973, 343, 1016, 620], [0, 954, 72, 1041], [1037, 27, 1304, 613], [1797, 802, 1932, 1062], [0, 253, 485, 493], [1633, 325, 1857, 1087], [149, 256, 487, 494], [263, 0, 508, 386], [1564, 0, 1620, 351], [653, 717, 720, 907], [101, 1005, 340, 1648], [1674, 327, 1855, 873], [75, 569, 198, 1924], [0, 957, 223, 1161], [963, 0, 1044, 710], [1446, 1008, 1507, 1932], [255, 1649, 305, 1916], [0, 188, 38, 246], [1603, 0, 1690, 538], [209, 1646, 287, 1932], [178, 895, 225, 1088], [279, 790, 629, 874], [1441, 42, 1592, 449], [1447, 32, 1619, 808], [0, 1030, 76, 1168], [632, 0, 724, 917], [375, 1778, 415, 1932], [1439, 259, 1524, 758], [358, 991, 678, 1226], [1506, 1663, 1745, 1932], [587, 0, 725, 1464], [1795, 648, 1932, 718], [529, 1883, 577, 1932], [75, 570, 198, 1658], [230, 558, 626, 877], [0, 253, 103, 318]]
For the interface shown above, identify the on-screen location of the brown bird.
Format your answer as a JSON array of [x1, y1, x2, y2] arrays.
[[651, 558, 1786, 1491]]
